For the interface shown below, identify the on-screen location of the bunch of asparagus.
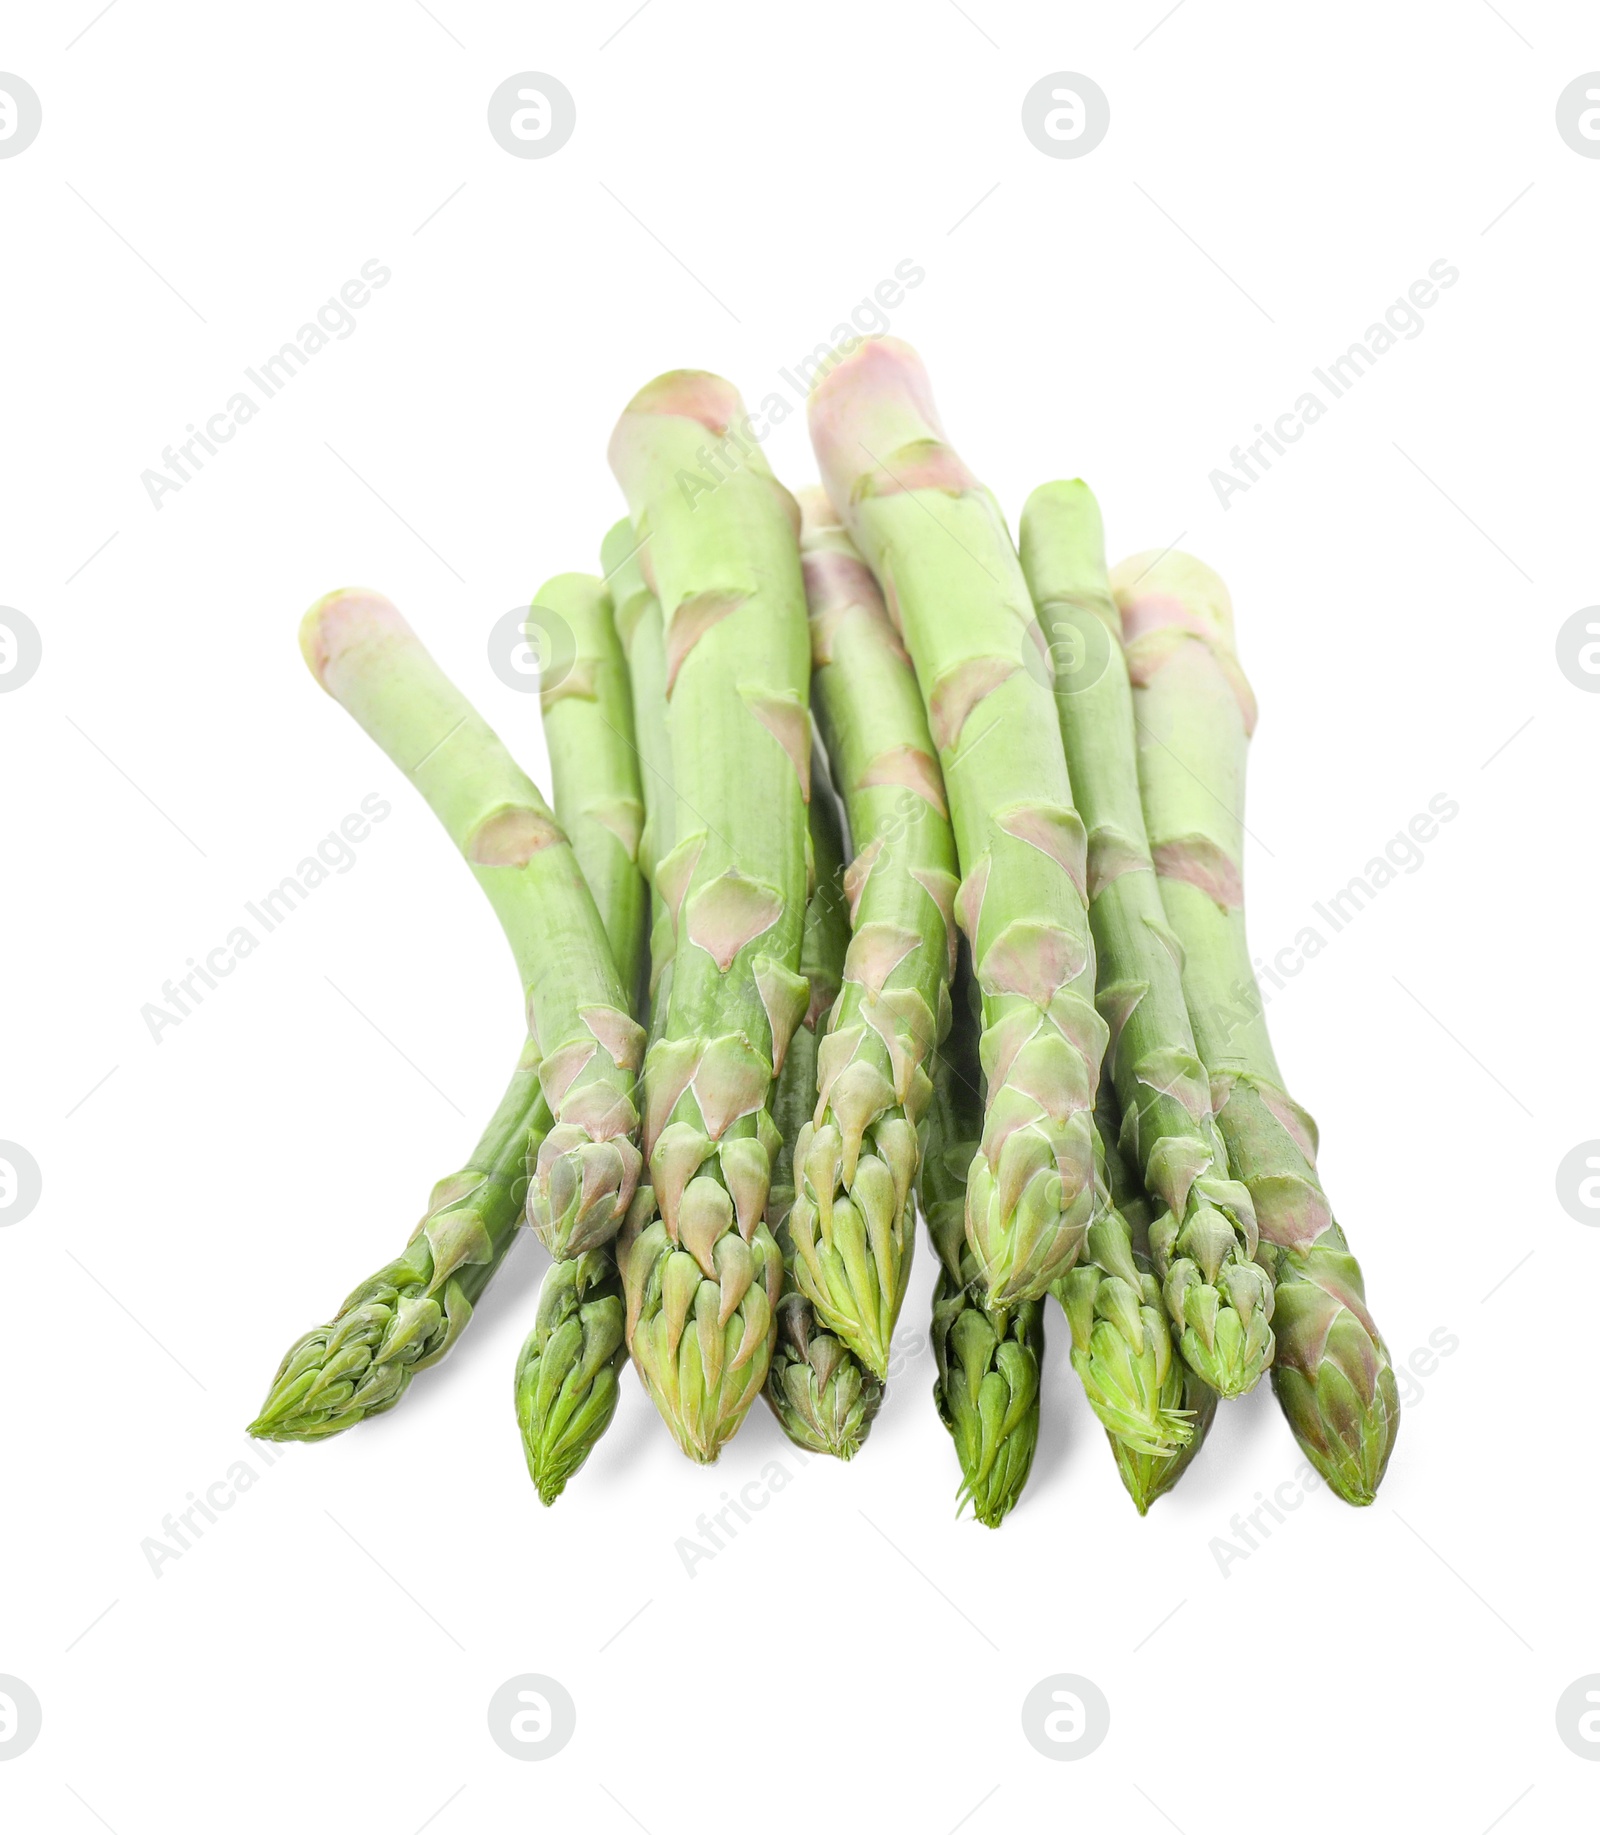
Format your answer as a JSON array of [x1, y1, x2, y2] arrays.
[[250, 341, 1399, 1522]]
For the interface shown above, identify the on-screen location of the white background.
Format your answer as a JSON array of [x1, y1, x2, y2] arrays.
[[2, 1, 1594, 1828]]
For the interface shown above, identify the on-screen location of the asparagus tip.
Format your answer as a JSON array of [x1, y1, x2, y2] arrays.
[[299, 586, 405, 692]]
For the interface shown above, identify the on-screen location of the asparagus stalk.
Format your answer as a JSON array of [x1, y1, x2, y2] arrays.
[[608, 375, 811, 1462], [1020, 482, 1274, 1397], [1089, 1081, 1218, 1513], [611, 514, 876, 1458], [923, 953, 1044, 1527], [788, 489, 959, 1378], [1112, 549, 1399, 1504], [307, 590, 643, 1254], [765, 778, 884, 1459], [251, 587, 649, 1445], [810, 340, 1105, 1305], [515, 572, 650, 1503]]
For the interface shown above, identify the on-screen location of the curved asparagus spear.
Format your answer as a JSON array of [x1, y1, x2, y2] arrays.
[[516, 573, 650, 1502], [765, 780, 883, 1459], [1089, 1082, 1217, 1513], [810, 340, 1105, 1305], [608, 377, 811, 1461], [253, 584, 647, 1444], [1020, 482, 1274, 1397], [923, 954, 1043, 1527], [788, 489, 958, 1378], [304, 589, 644, 1256], [1112, 549, 1399, 1504]]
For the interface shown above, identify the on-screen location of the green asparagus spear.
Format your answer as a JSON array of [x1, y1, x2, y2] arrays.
[[610, 516, 877, 1459], [1112, 549, 1399, 1504], [765, 779, 884, 1459], [254, 585, 646, 1442], [608, 376, 811, 1461], [515, 573, 650, 1502], [923, 953, 1044, 1527], [304, 589, 644, 1256], [810, 340, 1105, 1306], [1088, 1081, 1217, 1513], [1020, 482, 1274, 1398], [788, 489, 959, 1379]]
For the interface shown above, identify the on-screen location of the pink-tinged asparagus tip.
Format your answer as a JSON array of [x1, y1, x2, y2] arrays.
[[299, 588, 408, 692], [808, 335, 943, 419], [619, 369, 745, 432], [1111, 549, 1258, 735], [608, 368, 800, 540], [606, 371, 748, 487], [1109, 550, 1238, 651], [805, 338, 976, 510]]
